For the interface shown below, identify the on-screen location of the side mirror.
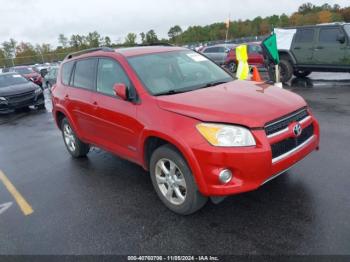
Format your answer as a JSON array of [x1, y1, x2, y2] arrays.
[[113, 83, 128, 101], [337, 33, 346, 44]]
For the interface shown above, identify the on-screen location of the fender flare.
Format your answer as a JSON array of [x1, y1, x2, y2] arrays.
[[278, 49, 297, 65], [139, 129, 209, 194], [53, 105, 84, 140]]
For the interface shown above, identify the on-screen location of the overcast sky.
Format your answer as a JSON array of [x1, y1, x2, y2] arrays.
[[0, 0, 348, 46]]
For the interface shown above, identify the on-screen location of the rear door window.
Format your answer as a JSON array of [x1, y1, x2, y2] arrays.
[[61, 61, 74, 85], [319, 28, 342, 44], [295, 29, 315, 43], [72, 59, 97, 90]]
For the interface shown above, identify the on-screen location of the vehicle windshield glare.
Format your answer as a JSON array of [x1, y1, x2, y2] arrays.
[[14, 67, 34, 74], [0, 74, 28, 88], [127, 50, 233, 96]]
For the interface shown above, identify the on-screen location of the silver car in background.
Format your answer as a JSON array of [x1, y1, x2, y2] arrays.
[[200, 44, 236, 65]]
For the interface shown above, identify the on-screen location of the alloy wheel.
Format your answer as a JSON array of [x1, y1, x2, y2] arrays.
[[63, 124, 76, 152], [155, 158, 187, 205]]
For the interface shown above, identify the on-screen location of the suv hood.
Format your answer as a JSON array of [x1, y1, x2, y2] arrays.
[[156, 80, 306, 128]]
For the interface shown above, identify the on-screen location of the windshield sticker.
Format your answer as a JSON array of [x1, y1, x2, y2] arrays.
[[186, 53, 208, 62]]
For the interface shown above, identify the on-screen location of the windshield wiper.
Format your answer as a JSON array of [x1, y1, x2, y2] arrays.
[[155, 81, 230, 96], [195, 81, 229, 90], [205, 81, 229, 87], [155, 89, 189, 96]]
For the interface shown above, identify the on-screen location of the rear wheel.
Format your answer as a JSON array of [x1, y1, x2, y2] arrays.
[[279, 58, 293, 83], [61, 118, 90, 158], [293, 70, 311, 78], [150, 145, 207, 215], [228, 62, 237, 73]]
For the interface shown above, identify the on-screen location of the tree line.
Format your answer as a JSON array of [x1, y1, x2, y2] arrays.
[[1, 2, 349, 67]]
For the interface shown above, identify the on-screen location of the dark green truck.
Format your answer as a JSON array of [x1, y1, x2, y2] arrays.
[[277, 23, 350, 82]]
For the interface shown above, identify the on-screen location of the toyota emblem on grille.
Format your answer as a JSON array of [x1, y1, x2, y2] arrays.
[[293, 123, 302, 137]]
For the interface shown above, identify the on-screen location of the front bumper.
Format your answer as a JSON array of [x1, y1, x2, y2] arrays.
[[191, 117, 320, 196], [0, 93, 45, 114]]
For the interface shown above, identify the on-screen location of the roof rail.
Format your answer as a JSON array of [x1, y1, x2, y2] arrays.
[[65, 47, 115, 60], [316, 22, 344, 26], [136, 43, 173, 47]]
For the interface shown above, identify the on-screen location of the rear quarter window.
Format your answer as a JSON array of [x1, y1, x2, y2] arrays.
[[61, 61, 74, 85], [72, 59, 97, 90]]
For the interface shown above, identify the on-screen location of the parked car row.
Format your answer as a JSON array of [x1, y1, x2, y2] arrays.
[[0, 62, 60, 90], [200, 23, 350, 83], [199, 42, 265, 73]]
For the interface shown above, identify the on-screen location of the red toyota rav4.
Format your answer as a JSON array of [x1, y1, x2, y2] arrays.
[[52, 46, 320, 215]]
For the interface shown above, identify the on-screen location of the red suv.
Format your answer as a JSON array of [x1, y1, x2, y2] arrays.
[[225, 42, 265, 73], [52, 46, 320, 215]]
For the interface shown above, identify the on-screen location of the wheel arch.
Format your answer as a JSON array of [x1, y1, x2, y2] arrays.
[[141, 131, 209, 195], [53, 107, 84, 140], [278, 50, 297, 65]]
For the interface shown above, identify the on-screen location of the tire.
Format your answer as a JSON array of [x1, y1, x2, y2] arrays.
[[279, 58, 293, 83], [61, 118, 90, 158], [293, 70, 311, 78], [150, 144, 207, 215], [228, 62, 237, 73]]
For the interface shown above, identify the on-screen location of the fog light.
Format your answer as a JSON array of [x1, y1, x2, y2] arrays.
[[219, 169, 232, 184]]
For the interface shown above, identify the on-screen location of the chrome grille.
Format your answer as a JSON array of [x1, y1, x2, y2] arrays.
[[265, 108, 309, 136]]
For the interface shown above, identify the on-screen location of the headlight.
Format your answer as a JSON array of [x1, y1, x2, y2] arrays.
[[0, 97, 7, 101], [34, 88, 42, 94], [196, 123, 256, 147]]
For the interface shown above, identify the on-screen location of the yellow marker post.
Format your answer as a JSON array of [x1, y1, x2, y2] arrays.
[[235, 45, 249, 80], [0, 170, 33, 216]]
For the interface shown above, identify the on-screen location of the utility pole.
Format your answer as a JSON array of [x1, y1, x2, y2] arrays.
[[38, 50, 44, 64]]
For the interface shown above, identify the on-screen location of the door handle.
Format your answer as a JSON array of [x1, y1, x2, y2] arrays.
[[92, 101, 98, 108], [294, 47, 301, 50], [315, 46, 324, 50]]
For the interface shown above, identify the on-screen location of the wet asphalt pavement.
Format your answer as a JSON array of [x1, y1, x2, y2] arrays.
[[0, 73, 349, 255]]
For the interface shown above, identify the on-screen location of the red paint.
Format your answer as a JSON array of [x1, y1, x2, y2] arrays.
[[52, 47, 320, 197], [225, 42, 265, 68], [13, 66, 43, 86]]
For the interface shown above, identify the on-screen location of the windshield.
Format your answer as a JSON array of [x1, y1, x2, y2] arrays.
[[14, 67, 34, 74], [0, 74, 28, 87], [127, 50, 233, 96], [344, 24, 350, 38]]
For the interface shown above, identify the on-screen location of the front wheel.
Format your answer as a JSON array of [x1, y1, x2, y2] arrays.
[[293, 70, 311, 78], [150, 145, 207, 215], [61, 118, 90, 158], [36, 103, 46, 110], [279, 59, 293, 83]]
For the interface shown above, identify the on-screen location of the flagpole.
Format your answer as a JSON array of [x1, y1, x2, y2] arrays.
[[225, 13, 231, 44]]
